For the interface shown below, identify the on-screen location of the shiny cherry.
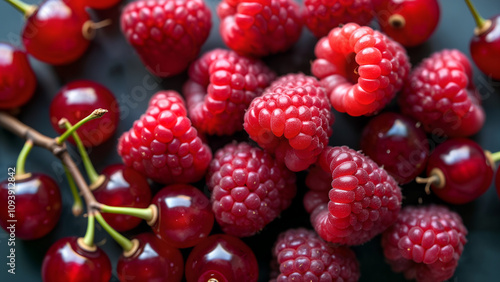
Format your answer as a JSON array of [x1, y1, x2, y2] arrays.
[[0, 173, 62, 240], [117, 233, 184, 282], [41, 237, 112, 282], [0, 43, 37, 110], [92, 164, 152, 232], [417, 138, 494, 204], [68, 0, 122, 10], [373, 0, 440, 47], [185, 234, 259, 282], [49, 80, 119, 147], [360, 112, 429, 184], [495, 167, 500, 199], [150, 183, 214, 249]]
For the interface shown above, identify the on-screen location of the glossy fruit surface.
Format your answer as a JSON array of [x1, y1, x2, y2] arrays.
[[151, 184, 214, 248], [49, 80, 119, 147], [41, 237, 112, 282], [470, 15, 500, 80], [0, 43, 37, 110], [495, 166, 500, 199], [0, 173, 62, 240], [185, 234, 259, 282]]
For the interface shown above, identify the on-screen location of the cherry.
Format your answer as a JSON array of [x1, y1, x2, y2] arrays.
[[49, 80, 119, 147], [117, 233, 184, 282], [417, 138, 494, 204], [185, 234, 259, 282], [73, 0, 122, 10], [464, 0, 500, 80], [373, 0, 440, 47], [495, 166, 500, 199], [41, 236, 112, 282], [0, 42, 37, 110], [360, 112, 429, 184]]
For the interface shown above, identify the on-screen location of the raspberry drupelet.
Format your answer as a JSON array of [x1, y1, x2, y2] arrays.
[[117, 91, 212, 184], [207, 142, 296, 237], [312, 23, 410, 116], [244, 73, 333, 172], [381, 205, 468, 282], [183, 49, 276, 136]]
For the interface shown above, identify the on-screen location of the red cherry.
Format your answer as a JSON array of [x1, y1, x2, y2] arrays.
[[92, 164, 152, 232], [117, 233, 184, 282], [495, 166, 500, 199], [49, 80, 119, 147], [185, 234, 259, 282], [41, 237, 112, 282], [373, 0, 440, 47], [0, 173, 62, 240], [150, 184, 214, 249], [0, 43, 37, 110]]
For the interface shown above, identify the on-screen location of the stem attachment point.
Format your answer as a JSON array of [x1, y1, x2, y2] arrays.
[[123, 239, 140, 258]]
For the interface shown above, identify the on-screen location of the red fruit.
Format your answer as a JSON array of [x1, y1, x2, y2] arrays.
[[185, 234, 259, 282], [71, 0, 122, 9], [303, 0, 374, 38], [217, 0, 303, 57], [373, 0, 440, 47], [49, 80, 120, 147], [244, 73, 334, 172], [120, 0, 212, 77], [381, 205, 467, 282], [0, 43, 37, 110], [310, 146, 402, 246], [312, 23, 411, 116], [207, 142, 297, 237], [183, 49, 276, 135], [270, 228, 360, 282], [41, 237, 112, 282], [496, 166, 500, 199], [117, 90, 212, 184], [398, 49, 485, 138]]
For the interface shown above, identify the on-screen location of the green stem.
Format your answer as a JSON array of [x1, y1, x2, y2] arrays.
[[94, 212, 133, 252], [99, 204, 154, 221], [491, 151, 500, 163], [4, 0, 36, 15], [56, 109, 108, 145], [63, 165, 83, 216], [82, 214, 95, 248], [15, 139, 33, 176], [465, 0, 487, 29]]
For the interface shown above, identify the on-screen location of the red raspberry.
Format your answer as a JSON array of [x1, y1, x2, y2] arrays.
[[312, 23, 411, 116], [183, 49, 276, 135], [398, 49, 485, 137], [381, 205, 468, 282], [207, 142, 296, 237], [244, 73, 334, 172], [117, 91, 212, 184], [270, 228, 360, 282], [217, 0, 303, 57], [302, 0, 374, 38], [120, 0, 212, 77], [310, 146, 402, 246]]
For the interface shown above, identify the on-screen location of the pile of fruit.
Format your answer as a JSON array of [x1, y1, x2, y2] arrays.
[[1, 0, 500, 281]]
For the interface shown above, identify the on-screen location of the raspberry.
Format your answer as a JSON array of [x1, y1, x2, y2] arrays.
[[398, 49, 485, 137], [217, 0, 303, 57], [381, 205, 468, 282], [270, 228, 360, 282], [183, 49, 276, 135], [302, 0, 374, 38], [207, 142, 296, 237], [117, 91, 212, 184], [310, 146, 402, 246], [243, 73, 334, 172], [312, 23, 411, 116], [120, 0, 211, 77]]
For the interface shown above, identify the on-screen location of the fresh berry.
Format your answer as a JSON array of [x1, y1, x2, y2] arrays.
[[381, 205, 467, 282], [302, 0, 374, 38], [373, 0, 441, 47], [0, 43, 37, 110], [303, 165, 332, 213], [398, 49, 485, 138], [360, 112, 429, 184], [310, 146, 402, 245], [496, 165, 500, 199], [183, 49, 276, 135], [69, 0, 121, 10], [270, 228, 360, 281], [120, 0, 212, 77], [185, 234, 259, 282], [117, 90, 212, 184], [207, 142, 297, 237], [312, 23, 411, 116], [217, 0, 303, 57], [243, 73, 333, 172]]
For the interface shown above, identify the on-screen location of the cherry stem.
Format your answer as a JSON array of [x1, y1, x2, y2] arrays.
[[63, 164, 83, 217], [4, 0, 37, 16], [464, 0, 488, 30], [490, 151, 500, 163], [96, 203, 156, 223], [56, 109, 108, 145], [15, 139, 33, 177], [82, 213, 96, 248], [94, 212, 133, 252]]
